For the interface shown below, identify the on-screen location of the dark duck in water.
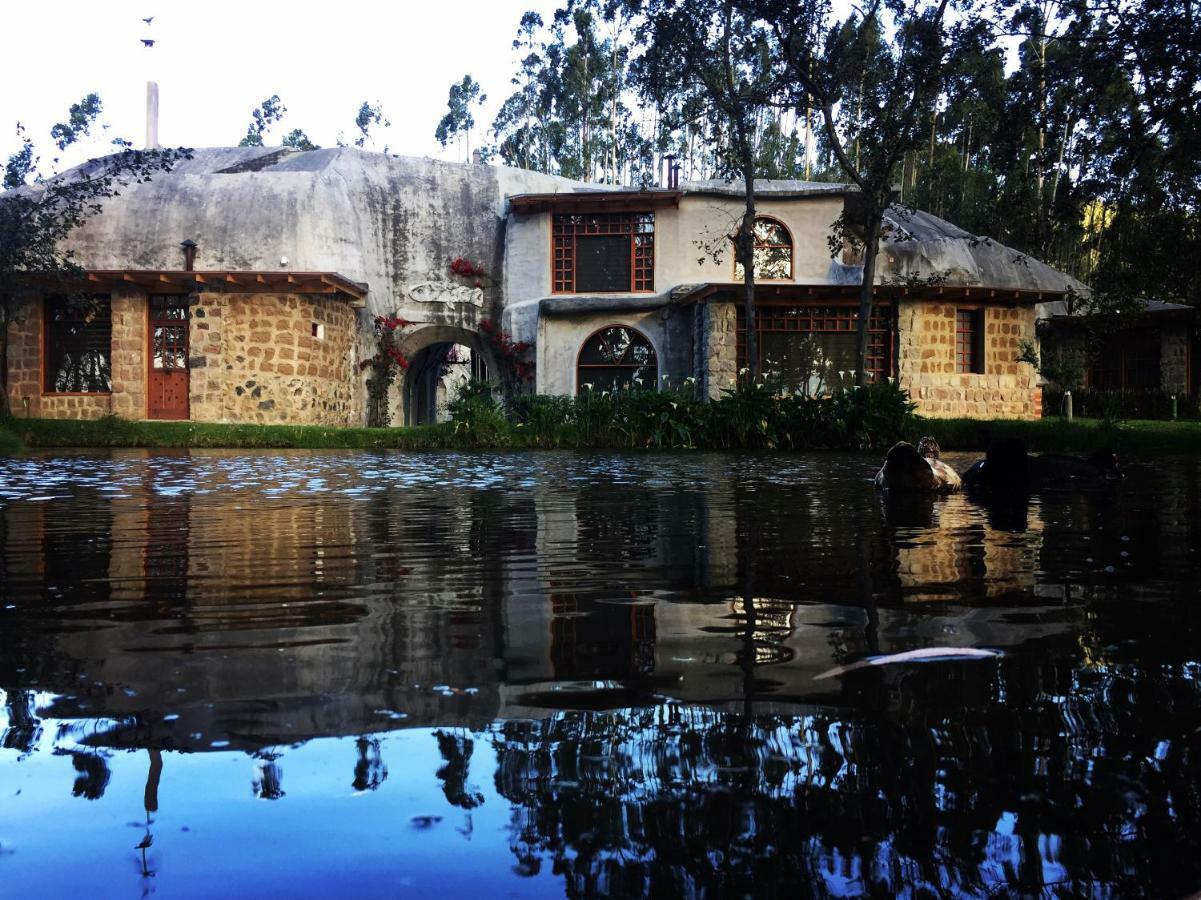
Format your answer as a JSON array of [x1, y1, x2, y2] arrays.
[[962, 438, 1123, 491], [874, 437, 962, 493]]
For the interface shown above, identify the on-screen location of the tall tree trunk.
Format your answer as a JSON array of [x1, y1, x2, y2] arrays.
[[739, 160, 759, 382], [855, 213, 882, 387]]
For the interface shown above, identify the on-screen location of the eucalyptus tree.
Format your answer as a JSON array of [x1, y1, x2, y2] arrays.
[[766, 0, 960, 385], [435, 75, 487, 160], [633, 0, 787, 379], [238, 95, 287, 147]]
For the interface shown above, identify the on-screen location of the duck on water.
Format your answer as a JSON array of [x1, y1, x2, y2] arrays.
[[961, 438, 1124, 492], [874, 437, 962, 493]]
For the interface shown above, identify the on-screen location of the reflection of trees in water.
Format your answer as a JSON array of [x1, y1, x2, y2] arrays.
[[2, 690, 42, 756], [253, 759, 285, 800], [436, 730, 483, 810], [66, 751, 111, 800], [352, 737, 387, 792], [489, 655, 1201, 896]]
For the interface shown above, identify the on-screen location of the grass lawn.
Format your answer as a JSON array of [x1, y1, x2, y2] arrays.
[[1, 413, 1198, 454], [926, 416, 1201, 454]]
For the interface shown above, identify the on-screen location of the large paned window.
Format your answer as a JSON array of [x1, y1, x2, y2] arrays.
[[736, 304, 893, 394], [553, 213, 654, 293], [733, 216, 793, 281], [577, 326, 658, 393], [955, 308, 986, 374], [1090, 332, 1161, 389], [43, 295, 112, 393]]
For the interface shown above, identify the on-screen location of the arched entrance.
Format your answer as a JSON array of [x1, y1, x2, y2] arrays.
[[397, 326, 495, 426]]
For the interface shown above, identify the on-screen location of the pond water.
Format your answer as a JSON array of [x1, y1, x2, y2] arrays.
[[1, 449, 1200, 897]]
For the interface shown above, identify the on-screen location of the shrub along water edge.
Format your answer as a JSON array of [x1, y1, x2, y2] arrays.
[[2, 384, 1198, 454]]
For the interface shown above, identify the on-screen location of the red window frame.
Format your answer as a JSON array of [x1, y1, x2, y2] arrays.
[[736, 303, 895, 381], [552, 212, 655, 294], [956, 308, 985, 374]]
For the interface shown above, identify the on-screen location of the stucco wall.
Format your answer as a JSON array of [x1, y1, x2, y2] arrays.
[[188, 292, 359, 425], [4, 287, 145, 420], [536, 310, 667, 396], [897, 301, 1041, 419]]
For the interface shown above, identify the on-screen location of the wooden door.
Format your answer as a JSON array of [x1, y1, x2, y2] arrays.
[[148, 296, 189, 420]]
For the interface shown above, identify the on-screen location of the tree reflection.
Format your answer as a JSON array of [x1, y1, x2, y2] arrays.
[[352, 737, 387, 793], [489, 651, 1201, 896], [67, 751, 111, 800]]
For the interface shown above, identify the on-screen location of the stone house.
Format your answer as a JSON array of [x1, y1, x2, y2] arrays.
[[3, 146, 1083, 425], [1038, 300, 1198, 400]]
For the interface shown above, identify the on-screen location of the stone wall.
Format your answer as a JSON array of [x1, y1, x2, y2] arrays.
[[699, 301, 738, 400], [1161, 325, 1191, 394], [188, 292, 359, 425], [4, 287, 145, 420], [897, 301, 1041, 419]]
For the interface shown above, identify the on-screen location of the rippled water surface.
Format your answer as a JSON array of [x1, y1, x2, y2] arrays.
[[1, 448, 1200, 897]]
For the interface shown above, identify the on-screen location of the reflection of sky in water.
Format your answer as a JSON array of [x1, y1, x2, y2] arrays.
[[0, 449, 1199, 895]]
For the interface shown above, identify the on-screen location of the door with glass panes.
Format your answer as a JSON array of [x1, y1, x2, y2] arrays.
[[148, 296, 189, 419]]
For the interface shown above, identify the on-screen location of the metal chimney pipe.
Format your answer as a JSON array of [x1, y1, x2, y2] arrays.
[[146, 81, 160, 150], [181, 239, 197, 271]]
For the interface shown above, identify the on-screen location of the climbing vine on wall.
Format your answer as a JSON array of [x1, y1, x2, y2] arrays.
[[359, 314, 413, 427], [479, 318, 534, 393]]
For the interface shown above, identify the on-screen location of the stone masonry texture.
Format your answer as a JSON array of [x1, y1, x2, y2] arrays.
[[897, 301, 1042, 419]]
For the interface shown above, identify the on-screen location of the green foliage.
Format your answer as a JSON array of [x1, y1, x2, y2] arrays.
[[447, 381, 510, 447], [352, 102, 389, 149], [450, 378, 915, 451], [281, 129, 319, 151], [239, 95, 286, 147], [435, 75, 486, 152], [7, 407, 1200, 455], [1042, 387, 1199, 422], [49, 94, 103, 151]]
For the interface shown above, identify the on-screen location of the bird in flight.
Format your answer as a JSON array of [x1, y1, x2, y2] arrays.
[[143, 16, 154, 24], [141, 39, 155, 47]]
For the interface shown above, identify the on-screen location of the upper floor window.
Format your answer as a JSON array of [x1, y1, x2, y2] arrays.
[[44, 295, 112, 393], [734, 216, 793, 281], [553, 213, 654, 293], [955, 308, 985, 374]]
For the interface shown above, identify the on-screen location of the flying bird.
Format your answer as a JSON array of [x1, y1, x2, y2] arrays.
[[142, 16, 154, 24], [141, 39, 155, 47]]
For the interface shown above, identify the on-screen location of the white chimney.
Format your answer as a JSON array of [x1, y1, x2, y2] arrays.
[[146, 81, 160, 149]]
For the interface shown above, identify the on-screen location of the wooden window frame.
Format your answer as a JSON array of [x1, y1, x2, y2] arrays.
[[575, 324, 660, 394], [733, 215, 794, 282], [552, 212, 655, 294], [735, 301, 894, 382], [42, 294, 113, 396], [955, 308, 986, 375]]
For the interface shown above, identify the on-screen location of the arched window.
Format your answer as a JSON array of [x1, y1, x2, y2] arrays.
[[576, 326, 658, 394], [734, 216, 793, 281]]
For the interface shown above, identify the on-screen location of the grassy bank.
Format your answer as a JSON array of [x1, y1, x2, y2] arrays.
[[2, 410, 1198, 454], [0, 415, 460, 451], [925, 416, 1201, 454]]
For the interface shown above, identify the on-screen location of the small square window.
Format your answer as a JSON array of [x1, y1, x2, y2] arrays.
[[311, 322, 325, 340]]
